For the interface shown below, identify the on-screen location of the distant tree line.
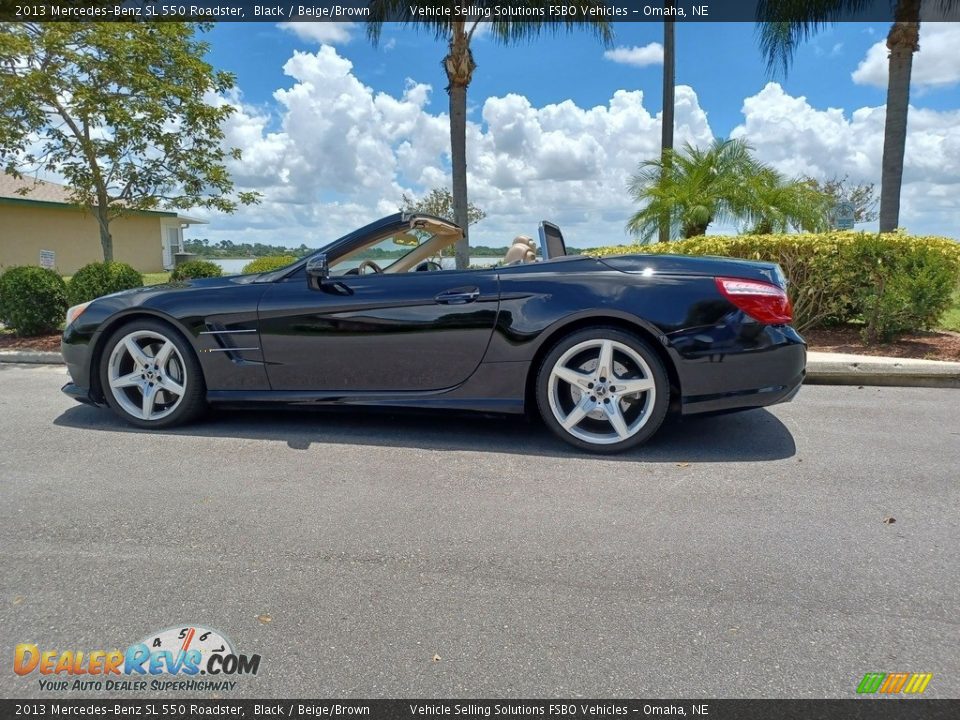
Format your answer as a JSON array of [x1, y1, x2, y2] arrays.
[[184, 238, 313, 259]]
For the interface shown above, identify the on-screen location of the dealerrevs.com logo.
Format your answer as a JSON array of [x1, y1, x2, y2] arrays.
[[14, 625, 260, 692]]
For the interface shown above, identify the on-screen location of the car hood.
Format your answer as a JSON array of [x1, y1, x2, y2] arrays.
[[106, 273, 259, 298], [80, 273, 261, 314], [599, 253, 786, 288]]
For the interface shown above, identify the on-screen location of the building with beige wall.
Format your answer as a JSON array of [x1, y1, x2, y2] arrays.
[[0, 174, 205, 275]]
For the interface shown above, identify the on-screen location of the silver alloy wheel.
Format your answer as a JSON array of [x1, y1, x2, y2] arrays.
[[107, 330, 187, 421], [547, 338, 657, 446]]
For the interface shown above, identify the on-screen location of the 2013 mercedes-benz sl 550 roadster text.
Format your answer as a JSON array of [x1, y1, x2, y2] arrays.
[[61, 214, 805, 453]]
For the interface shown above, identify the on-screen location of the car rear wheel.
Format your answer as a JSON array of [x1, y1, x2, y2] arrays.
[[536, 327, 669, 453], [99, 319, 206, 429]]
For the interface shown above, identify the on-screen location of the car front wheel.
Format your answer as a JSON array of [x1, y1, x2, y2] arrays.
[[99, 319, 206, 429], [536, 328, 669, 453]]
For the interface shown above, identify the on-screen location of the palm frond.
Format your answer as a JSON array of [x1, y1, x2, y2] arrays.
[[484, 2, 614, 46], [626, 137, 830, 239], [755, 0, 876, 76], [366, 1, 465, 45], [367, 1, 615, 46]]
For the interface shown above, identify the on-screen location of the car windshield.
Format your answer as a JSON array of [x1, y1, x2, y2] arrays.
[[329, 227, 455, 275]]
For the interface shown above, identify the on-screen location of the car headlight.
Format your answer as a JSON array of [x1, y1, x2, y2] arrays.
[[65, 302, 91, 327]]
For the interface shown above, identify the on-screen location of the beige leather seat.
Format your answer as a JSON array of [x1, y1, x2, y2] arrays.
[[503, 235, 537, 265]]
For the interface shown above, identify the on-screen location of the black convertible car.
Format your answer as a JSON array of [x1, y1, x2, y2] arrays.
[[62, 213, 805, 453]]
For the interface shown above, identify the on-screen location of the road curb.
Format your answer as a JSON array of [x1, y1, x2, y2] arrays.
[[805, 357, 960, 389], [0, 350, 64, 365]]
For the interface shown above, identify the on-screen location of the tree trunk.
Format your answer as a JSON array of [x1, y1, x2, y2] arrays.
[[449, 81, 469, 269], [683, 220, 709, 238], [879, 0, 920, 233], [754, 219, 773, 235], [95, 206, 113, 262], [659, 12, 676, 244], [445, 25, 475, 270]]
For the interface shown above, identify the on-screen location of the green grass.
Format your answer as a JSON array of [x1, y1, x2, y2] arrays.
[[936, 287, 960, 332]]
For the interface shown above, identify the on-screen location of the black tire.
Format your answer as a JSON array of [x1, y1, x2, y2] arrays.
[[535, 327, 670, 453], [99, 318, 207, 429]]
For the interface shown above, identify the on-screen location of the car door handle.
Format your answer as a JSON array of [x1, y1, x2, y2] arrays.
[[434, 287, 480, 304]]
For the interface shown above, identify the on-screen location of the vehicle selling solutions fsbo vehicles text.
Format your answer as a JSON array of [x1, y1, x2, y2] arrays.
[[407, 5, 631, 18]]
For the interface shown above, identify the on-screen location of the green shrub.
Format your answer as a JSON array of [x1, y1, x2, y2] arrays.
[[852, 233, 960, 342], [170, 260, 223, 281], [67, 261, 143, 305], [0, 266, 68, 336], [242, 255, 297, 274], [591, 231, 960, 337]]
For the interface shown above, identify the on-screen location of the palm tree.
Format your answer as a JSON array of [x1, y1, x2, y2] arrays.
[[627, 138, 829, 240], [757, 0, 959, 232], [745, 169, 833, 234], [367, 2, 613, 268]]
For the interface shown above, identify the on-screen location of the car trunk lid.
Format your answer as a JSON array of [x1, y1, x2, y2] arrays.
[[599, 253, 787, 289]]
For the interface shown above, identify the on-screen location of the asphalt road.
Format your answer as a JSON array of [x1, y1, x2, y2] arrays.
[[1, 363, 958, 699]]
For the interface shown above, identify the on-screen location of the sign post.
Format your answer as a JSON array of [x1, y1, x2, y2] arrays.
[[833, 201, 856, 230]]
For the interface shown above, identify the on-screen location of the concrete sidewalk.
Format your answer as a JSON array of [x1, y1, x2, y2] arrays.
[[2, 347, 960, 389], [0, 350, 62, 365], [805, 350, 960, 388]]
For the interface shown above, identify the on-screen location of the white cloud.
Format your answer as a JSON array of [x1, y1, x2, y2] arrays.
[[200, 44, 714, 248], [198, 50, 958, 249], [278, 21, 355, 45], [603, 43, 664, 68], [852, 23, 960, 88], [731, 82, 960, 233]]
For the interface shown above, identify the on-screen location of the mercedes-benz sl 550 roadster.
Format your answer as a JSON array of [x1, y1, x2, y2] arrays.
[[62, 213, 805, 453]]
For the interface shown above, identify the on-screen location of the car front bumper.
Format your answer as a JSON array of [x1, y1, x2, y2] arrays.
[[61, 381, 101, 406], [60, 325, 102, 406]]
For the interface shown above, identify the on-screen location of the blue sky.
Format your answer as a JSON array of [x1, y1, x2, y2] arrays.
[[192, 21, 960, 248], [206, 22, 957, 132]]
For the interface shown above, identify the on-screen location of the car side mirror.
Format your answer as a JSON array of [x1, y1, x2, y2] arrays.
[[306, 254, 329, 281], [306, 254, 352, 295], [306, 254, 330, 291]]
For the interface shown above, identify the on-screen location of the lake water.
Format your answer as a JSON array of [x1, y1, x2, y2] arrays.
[[210, 256, 501, 275], [210, 258, 252, 274]]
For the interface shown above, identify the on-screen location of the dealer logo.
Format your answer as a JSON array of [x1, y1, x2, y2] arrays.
[[14, 624, 260, 691]]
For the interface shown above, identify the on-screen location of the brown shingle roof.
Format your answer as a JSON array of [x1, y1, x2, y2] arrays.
[[0, 173, 75, 204], [0, 174, 205, 223]]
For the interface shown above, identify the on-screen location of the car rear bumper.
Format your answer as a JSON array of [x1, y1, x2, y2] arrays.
[[676, 325, 806, 415], [680, 370, 804, 415]]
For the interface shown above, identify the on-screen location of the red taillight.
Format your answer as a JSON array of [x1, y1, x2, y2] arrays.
[[715, 277, 792, 325]]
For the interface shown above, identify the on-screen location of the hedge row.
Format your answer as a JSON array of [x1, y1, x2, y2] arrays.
[[242, 255, 297, 274], [0, 257, 232, 335], [170, 259, 222, 281], [0, 261, 145, 336], [592, 231, 960, 340]]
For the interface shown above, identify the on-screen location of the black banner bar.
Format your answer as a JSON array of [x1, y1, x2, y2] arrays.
[[2, 699, 959, 720], [2, 0, 959, 24]]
